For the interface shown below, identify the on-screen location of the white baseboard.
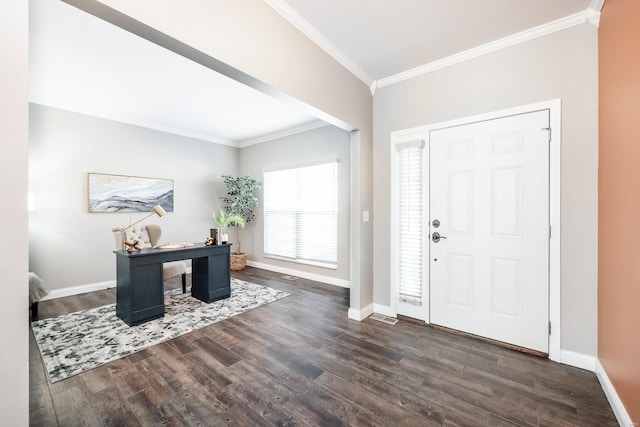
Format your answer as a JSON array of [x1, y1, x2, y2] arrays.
[[373, 303, 396, 318], [246, 260, 350, 288], [348, 304, 374, 321], [40, 280, 116, 301], [596, 359, 634, 427], [560, 350, 597, 372], [40, 267, 193, 302]]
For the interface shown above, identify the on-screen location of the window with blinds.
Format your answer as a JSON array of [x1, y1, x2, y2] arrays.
[[263, 162, 338, 268], [396, 141, 424, 305]]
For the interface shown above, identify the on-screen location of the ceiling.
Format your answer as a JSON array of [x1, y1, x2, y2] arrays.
[[272, 0, 596, 84], [29, 0, 599, 146]]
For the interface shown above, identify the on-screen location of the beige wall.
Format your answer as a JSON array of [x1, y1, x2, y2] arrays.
[[77, 0, 374, 312], [373, 24, 599, 355], [0, 0, 29, 424], [598, 0, 640, 420]]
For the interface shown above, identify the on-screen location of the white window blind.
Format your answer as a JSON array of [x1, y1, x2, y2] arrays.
[[396, 141, 424, 305], [264, 162, 338, 268]]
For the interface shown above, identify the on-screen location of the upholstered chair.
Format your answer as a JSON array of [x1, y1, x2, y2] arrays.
[[113, 224, 187, 293]]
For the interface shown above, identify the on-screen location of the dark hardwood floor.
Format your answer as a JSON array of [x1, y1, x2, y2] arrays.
[[30, 267, 618, 426]]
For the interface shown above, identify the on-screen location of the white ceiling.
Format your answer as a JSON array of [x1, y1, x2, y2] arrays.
[[273, 0, 594, 83], [29, 0, 598, 146]]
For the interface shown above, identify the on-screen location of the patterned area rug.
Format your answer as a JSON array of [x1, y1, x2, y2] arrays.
[[31, 278, 290, 383]]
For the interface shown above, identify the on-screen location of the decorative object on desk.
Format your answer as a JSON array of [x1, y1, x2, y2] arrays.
[[88, 173, 174, 213], [31, 278, 290, 383], [212, 209, 245, 246], [113, 204, 167, 252], [124, 240, 141, 253], [204, 236, 214, 246], [209, 228, 220, 245], [219, 174, 262, 270], [153, 242, 194, 249]]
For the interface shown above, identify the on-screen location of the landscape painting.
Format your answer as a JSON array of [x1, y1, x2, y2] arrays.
[[88, 173, 174, 213]]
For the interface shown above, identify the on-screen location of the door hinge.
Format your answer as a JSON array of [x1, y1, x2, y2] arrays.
[[542, 127, 551, 143], [549, 321, 552, 335], [548, 225, 552, 239]]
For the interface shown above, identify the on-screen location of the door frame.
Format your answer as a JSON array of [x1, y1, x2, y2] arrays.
[[389, 99, 561, 362]]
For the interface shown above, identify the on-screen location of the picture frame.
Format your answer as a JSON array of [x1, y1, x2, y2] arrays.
[[88, 173, 174, 213]]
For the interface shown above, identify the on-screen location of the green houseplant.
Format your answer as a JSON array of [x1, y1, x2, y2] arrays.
[[212, 209, 245, 244], [219, 174, 262, 270]]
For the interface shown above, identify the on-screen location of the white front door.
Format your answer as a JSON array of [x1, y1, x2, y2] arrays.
[[429, 111, 550, 353]]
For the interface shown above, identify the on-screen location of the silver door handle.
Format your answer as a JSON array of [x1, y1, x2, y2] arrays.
[[432, 232, 447, 243]]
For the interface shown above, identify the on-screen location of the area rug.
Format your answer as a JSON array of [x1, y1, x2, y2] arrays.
[[31, 278, 290, 383]]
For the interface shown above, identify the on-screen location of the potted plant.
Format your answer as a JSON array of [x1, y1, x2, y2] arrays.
[[212, 209, 245, 245], [220, 174, 262, 270]]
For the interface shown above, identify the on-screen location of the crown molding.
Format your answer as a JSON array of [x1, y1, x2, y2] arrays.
[[590, 0, 605, 13], [31, 94, 331, 149], [377, 11, 590, 89], [586, 7, 601, 28], [29, 94, 237, 147], [263, 0, 375, 88], [237, 120, 328, 148]]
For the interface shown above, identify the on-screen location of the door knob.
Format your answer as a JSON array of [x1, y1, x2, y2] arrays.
[[432, 232, 447, 243]]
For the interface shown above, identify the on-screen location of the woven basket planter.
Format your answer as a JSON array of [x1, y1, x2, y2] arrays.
[[230, 253, 247, 271]]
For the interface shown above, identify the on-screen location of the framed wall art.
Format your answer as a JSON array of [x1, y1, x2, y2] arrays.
[[88, 173, 174, 213]]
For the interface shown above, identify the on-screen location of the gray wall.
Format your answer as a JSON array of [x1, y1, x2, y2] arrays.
[[29, 104, 238, 291], [239, 125, 351, 283], [373, 24, 599, 355]]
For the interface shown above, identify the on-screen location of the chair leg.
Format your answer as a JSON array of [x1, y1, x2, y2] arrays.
[[181, 273, 187, 293]]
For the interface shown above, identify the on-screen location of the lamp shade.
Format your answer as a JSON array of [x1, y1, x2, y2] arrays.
[[152, 205, 167, 217]]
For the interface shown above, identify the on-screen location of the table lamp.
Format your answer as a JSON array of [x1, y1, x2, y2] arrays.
[[118, 205, 167, 232]]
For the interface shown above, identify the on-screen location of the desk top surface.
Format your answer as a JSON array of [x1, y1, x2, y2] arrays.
[[114, 242, 231, 257]]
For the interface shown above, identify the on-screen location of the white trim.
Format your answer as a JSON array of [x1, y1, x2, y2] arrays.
[[237, 120, 329, 147], [596, 359, 634, 427], [590, 0, 606, 13], [40, 280, 116, 301], [560, 350, 597, 372], [586, 7, 601, 28], [547, 100, 562, 363], [348, 304, 374, 321], [40, 266, 194, 301], [373, 303, 396, 318], [31, 96, 331, 149], [377, 12, 588, 88], [389, 99, 562, 361], [29, 96, 236, 147], [263, 0, 375, 87], [246, 260, 350, 288]]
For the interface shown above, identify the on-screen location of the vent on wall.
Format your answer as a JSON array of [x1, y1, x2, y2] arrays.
[[369, 313, 399, 326]]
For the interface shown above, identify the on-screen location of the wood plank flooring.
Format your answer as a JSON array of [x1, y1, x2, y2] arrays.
[[29, 267, 618, 426]]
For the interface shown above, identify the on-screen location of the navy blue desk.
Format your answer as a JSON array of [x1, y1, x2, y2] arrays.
[[114, 243, 231, 326]]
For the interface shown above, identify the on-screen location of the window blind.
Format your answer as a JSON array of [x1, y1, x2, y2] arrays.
[[396, 142, 424, 305], [264, 162, 338, 268]]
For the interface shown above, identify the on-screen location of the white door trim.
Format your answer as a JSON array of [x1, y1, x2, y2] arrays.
[[390, 99, 561, 362]]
